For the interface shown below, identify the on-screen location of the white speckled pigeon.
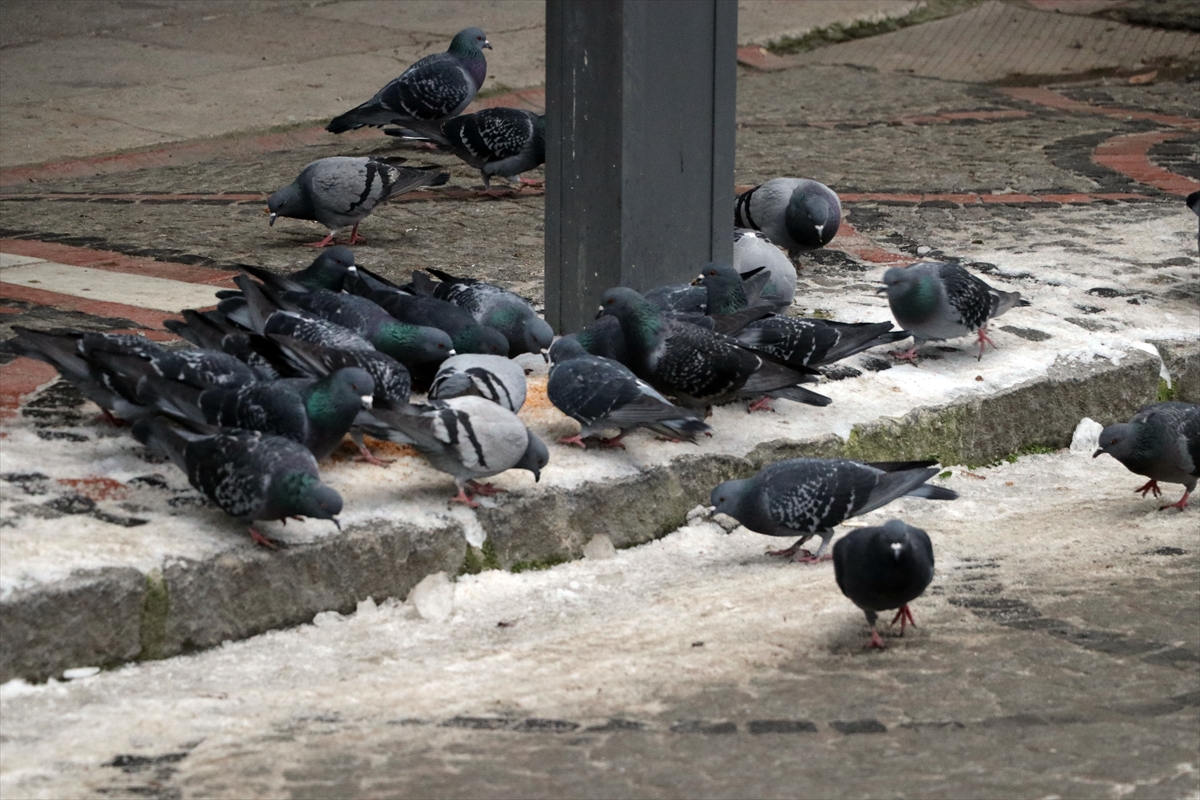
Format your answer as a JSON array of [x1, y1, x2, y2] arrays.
[[735, 179, 841, 259], [596, 287, 828, 413], [409, 268, 554, 356], [428, 353, 527, 413], [132, 417, 342, 548], [880, 261, 1029, 362], [441, 107, 545, 191], [833, 519, 935, 649], [709, 458, 956, 563], [267, 157, 448, 248], [734, 228, 797, 306], [547, 336, 712, 448], [358, 396, 547, 507], [326, 28, 491, 134], [1094, 401, 1200, 511], [732, 317, 910, 371]]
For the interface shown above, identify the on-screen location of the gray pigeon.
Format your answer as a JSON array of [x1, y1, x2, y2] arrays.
[[1094, 401, 1200, 511], [566, 315, 630, 366], [235, 247, 357, 294], [735, 179, 841, 259], [880, 261, 1029, 361], [1188, 190, 1200, 252], [137, 367, 375, 462], [132, 417, 342, 548], [267, 157, 447, 247], [732, 317, 910, 371], [428, 353, 527, 413], [734, 228, 797, 306], [440, 107, 545, 190], [597, 287, 828, 413], [358, 395, 547, 507], [547, 336, 712, 448], [709, 458, 956, 562], [411, 268, 554, 356], [833, 519, 935, 649], [327, 28, 491, 134]]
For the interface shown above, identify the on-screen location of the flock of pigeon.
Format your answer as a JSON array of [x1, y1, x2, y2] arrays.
[[11, 28, 1200, 649]]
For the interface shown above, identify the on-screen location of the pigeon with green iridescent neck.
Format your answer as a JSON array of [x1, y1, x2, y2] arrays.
[[834, 519, 935, 649], [132, 417, 342, 548], [409, 268, 553, 356], [137, 367, 375, 462], [709, 458, 956, 563], [1094, 401, 1200, 511], [880, 261, 1028, 361], [735, 179, 841, 259], [327, 28, 491, 134], [596, 287, 827, 413]]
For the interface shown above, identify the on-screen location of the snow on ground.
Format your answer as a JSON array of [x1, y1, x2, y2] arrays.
[[1, 447, 1196, 799]]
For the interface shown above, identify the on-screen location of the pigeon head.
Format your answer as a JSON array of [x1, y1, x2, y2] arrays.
[[879, 519, 915, 560], [523, 317, 555, 354], [709, 478, 751, 522], [456, 324, 510, 357], [374, 323, 455, 364], [450, 27, 492, 54], [514, 432, 549, 482], [1093, 422, 1140, 462], [275, 471, 343, 526], [547, 336, 588, 364], [694, 262, 757, 314], [324, 367, 377, 411], [267, 182, 313, 225], [785, 181, 841, 249], [302, 247, 356, 291], [879, 266, 935, 316]]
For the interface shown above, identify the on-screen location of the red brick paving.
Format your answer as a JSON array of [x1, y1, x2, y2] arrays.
[[1092, 131, 1200, 196], [1000, 87, 1200, 132], [0, 358, 59, 420], [0, 283, 182, 332]]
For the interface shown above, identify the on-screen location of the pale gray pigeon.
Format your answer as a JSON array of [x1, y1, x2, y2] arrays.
[[547, 336, 712, 448], [1094, 401, 1200, 511], [326, 28, 491, 134], [428, 353, 527, 413], [267, 157, 447, 247], [709, 458, 956, 563], [879, 261, 1029, 361], [734, 228, 796, 306], [833, 519, 934, 649], [358, 395, 547, 507], [735, 179, 841, 258], [132, 417, 342, 548]]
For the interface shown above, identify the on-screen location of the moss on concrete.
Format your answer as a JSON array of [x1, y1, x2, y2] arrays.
[[460, 539, 501, 576], [138, 569, 169, 661], [1157, 378, 1177, 402], [767, 0, 985, 56], [510, 555, 569, 574]]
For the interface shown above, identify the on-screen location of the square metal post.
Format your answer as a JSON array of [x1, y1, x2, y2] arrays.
[[545, 0, 737, 334]]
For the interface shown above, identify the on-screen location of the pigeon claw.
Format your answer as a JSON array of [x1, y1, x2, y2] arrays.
[[466, 480, 505, 497], [890, 346, 921, 364], [1160, 490, 1190, 511], [975, 325, 997, 361], [867, 629, 887, 650], [248, 527, 282, 549], [354, 441, 394, 466], [449, 488, 481, 509], [345, 223, 366, 245], [557, 433, 589, 449], [1135, 479, 1163, 498], [304, 232, 339, 248], [889, 604, 917, 635], [746, 397, 775, 413]]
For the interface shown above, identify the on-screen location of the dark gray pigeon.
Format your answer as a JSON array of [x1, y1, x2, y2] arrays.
[[428, 353, 527, 413], [734, 228, 797, 306], [732, 317, 910, 371], [735, 179, 841, 259], [326, 28, 491, 134], [566, 315, 630, 366], [440, 107, 545, 191], [597, 287, 828, 413], [411, 268, 554, 356], [267, 157, 447, 247], [833, 519, 935, 649], [1188, 190, 1200, 252], [709, 458, 956, 563], [880, 261, 1029, 361], [137, 367, 375, 462], [132, 417, 342, 548], [547, 336, 711, 448], [1094, 401, 1200, 511], [358, 396, 547, 507], [235, 247, 357, 294]]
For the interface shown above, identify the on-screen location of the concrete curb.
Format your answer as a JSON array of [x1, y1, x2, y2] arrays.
[[2, 346, 1179, 683]]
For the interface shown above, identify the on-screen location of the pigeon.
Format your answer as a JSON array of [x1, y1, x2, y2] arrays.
[[267, 157, 448, 248], [235, 247, 357, 293], [138, 367, 375, 462], [547, 336, 712, 448], [732, 317, 910, 371], [230, 275, 455, 368], [253, 334, 411, 411], [326, 28, 491, 134], [833, 519, 935, 649], [164, 310, 282, 381], [879, 261, 1029, 361], [643, 263, 778, 328], [734, 228, 797, 306], [82, 336, 261, 392], [440, 107, 545, 191], [1094, 401, 1200, 511], [1188, 190, 1200, 252], [345, 268, 509, 357], [709, 458, 957, 563], [735, 179, 841, 259], [409, 268, 554, 356], [358, 396, 547, 507], [428, 353, 527, 413], [132, 417, 342, 548], [567, 315, 630, 365], [596, 287, 828, 413]]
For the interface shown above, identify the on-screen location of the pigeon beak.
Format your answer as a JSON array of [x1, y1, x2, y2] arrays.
[[1092, 447, 1104, 459], [875, 285, 887, 294], [690, 274, 704, 286], [268, 212, 278, 227], [483, 39, 492, 50], [332, 517, 342, 532], [361, 395, 374, 409], [891, 542, 903, 561], [595, 305, 605, 319], [706, 505, 717, 517]]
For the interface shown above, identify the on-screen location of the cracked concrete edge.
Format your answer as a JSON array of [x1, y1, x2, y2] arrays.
[[0, 346, 1179, 683]]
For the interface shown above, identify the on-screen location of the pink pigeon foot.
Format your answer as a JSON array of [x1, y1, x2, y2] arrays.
[[449, 487, 481, 508], [303, 232, 339, 248], [890, 346, 920, 363], [353, 440, 393, 466], [558, 433, 589, 449], [766, 541, 812, 560], [466, 480, 505, 497], [747, 397, 775, 413], [248, 527, 281, 549], [975, 325, 997, 361], [890, 604, 917, 636], [867, 629, 887, 650], [1160, 490, 1191, 511], [345, 223, 365, 245], [1135, 479, 1163, 498], [596, 434, 627, 449], [518, 177, 543, 187]]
